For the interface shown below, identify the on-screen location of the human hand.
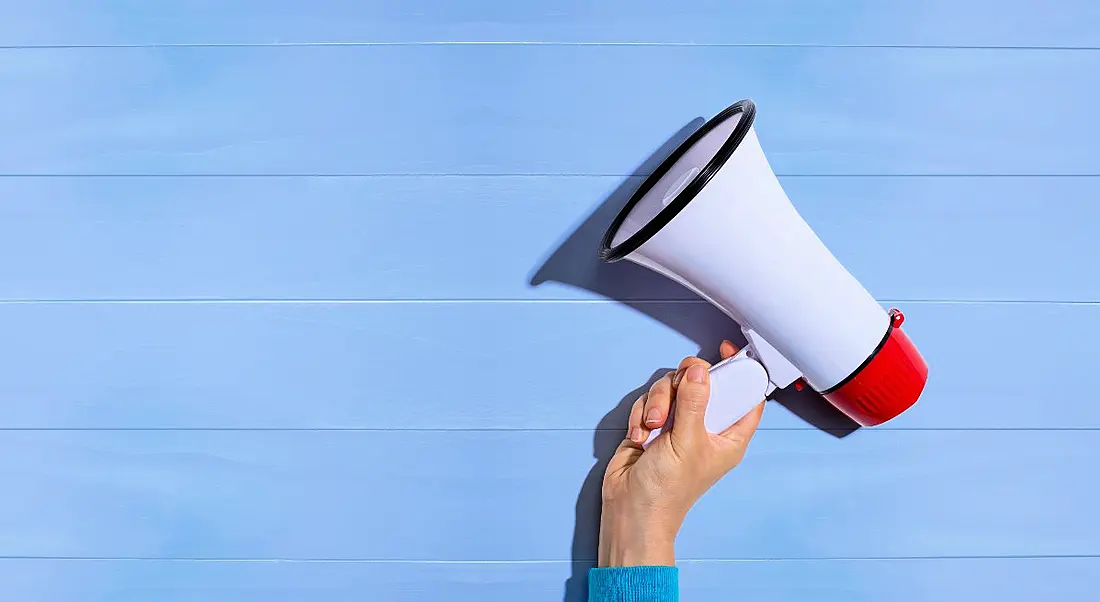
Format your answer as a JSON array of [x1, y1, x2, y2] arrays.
[[597, 340, 766, 567]]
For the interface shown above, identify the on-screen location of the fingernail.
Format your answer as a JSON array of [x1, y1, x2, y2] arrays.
[[672, 368, 685, 387], [629, 427, 642, 443], [645, 407, 661, 426], [687, 363, 707, 383]]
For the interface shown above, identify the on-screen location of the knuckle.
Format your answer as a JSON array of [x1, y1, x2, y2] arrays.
[[644, 390, 669, 410], [678, 378, 709, 398], [628, 395, 645, 421], [648, 376, 671, 397], [676, 383, 710, 412]]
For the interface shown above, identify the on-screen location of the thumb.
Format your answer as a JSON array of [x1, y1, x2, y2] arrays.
[[671, 362, 711, 444]]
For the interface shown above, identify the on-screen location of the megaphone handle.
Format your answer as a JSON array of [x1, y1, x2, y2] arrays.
[[642, 352, 770, 449]]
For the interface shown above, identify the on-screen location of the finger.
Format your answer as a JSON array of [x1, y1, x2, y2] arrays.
[[670, 362, 711, 444], [625, 392, 648, 445], [720, 340, 740, 359], [642, 374, 675, 430], [672, 356, 711, 389], [638, 373, 675, 443], [646, 372, 674, 422]]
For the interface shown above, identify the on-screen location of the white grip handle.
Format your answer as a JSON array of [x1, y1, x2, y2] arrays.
[[642, 351, 770, 448]]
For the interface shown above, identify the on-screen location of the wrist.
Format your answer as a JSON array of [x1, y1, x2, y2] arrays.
[[597, 507, 678, 567], [601, 533, 675, 568]]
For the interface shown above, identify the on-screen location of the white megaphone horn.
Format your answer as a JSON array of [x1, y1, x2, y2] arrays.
[[599, 99, 928, 444]]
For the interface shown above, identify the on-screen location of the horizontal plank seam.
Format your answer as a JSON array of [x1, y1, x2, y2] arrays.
[[2, 42, 1100, 50], [0, 299, 1094, 306], [0, 427, 1093, 432], [0, 555, 1095, 563], [3, 173, 1100, 178]]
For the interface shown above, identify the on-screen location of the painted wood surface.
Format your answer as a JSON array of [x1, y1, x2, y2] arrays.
[[6, 558, 1096, 602], [0, 176, 1093, 302], [3, 1, 1099, 47], [0, 302, 1092, 430], [0, 430, 1096, 560], [0, 1, 1095, 600], [2, 46, 1098, 176]]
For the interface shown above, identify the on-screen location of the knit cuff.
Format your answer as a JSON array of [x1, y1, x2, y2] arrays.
[[588, 566, 679, 602]]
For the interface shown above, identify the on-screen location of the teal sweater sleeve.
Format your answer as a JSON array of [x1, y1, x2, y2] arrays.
[[588, 566, 678, 602]]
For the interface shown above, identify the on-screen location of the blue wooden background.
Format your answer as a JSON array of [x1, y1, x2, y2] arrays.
[[2, 1, 1098, 600]]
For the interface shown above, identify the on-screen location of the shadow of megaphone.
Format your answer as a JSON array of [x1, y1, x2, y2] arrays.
[[529, 118, 735, 364]]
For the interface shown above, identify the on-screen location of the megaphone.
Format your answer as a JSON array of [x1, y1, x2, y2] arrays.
[[599, 99, 928, 443]]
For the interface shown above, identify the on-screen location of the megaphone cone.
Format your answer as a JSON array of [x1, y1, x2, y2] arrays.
[[600, 100, 927, 440]]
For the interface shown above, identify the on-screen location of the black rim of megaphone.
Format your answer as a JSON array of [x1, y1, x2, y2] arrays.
[[599, 99, 757, 263]]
